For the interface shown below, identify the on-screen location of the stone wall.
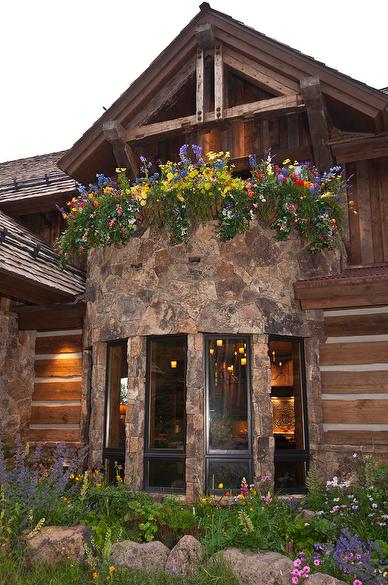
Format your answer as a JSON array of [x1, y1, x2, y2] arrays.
[[0, 311, 35, 443], [85, 221, 342, 498]]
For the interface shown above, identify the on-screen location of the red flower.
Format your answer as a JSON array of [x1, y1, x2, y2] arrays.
[[297, 179, 305, 187]]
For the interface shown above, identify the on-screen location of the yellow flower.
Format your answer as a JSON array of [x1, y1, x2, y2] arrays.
[[177, 194, 185, 202], [140, 199, 147, 206], [115, 167, 126, 173], [218, 483, 224, 489], [282, 159, 291, 165], [92, 571, 98, 580], [109, 565, 116, 573], [63, 497, 70, 505], [200, 497, 208, 505]]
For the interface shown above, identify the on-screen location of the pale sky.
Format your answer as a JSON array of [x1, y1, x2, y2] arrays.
[[1, 0, 387, 164]]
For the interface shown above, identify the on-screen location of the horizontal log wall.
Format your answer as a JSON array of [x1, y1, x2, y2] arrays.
[[347, 157, 388, 266], [320, 306, 388, 449], [28, 329, 83, 444]]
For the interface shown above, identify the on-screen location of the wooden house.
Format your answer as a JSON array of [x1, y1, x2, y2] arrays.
[[0, 3, 387, 497]]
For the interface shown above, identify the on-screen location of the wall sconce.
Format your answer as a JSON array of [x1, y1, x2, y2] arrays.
[[170, 361, 177, 368], [240, 357, 247, 366], [209, 348, 215, 356], [216, 339, 223, 347], [239, 347, 245, 354]]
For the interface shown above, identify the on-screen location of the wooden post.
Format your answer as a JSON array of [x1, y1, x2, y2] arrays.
[[196, 48, 204, 123], [214, 43, 224, 120], [300, 76, 332, 171], [103, 120, 139, 179]]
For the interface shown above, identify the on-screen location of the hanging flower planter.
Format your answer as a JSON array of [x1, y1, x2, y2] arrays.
[[56, 145, 351, 264]]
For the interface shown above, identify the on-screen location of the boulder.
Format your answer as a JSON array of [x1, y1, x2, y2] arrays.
[[295, 509, 316, 522], [25, 525, 91, 565], [110, 540, 170, 572], [210, 548, 293, 585], [165, 535, 205, 575], [307, 574, 348, 585]]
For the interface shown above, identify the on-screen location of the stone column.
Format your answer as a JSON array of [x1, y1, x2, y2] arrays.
[[185, 333, 205, 503], [251, 334, 274, 486], [124, 336, 146, 489], [304, 310, 327, 476], [88, 341, 107, 468]]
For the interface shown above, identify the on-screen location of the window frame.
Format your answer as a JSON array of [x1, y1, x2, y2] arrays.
[[269, 334, 310, 493], [204, 333, 253, 493], [143, 334, 187, 493], [103, 339, 128, 480]]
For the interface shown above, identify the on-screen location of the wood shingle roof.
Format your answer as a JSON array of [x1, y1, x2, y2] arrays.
[[0, 209, 85, 303]]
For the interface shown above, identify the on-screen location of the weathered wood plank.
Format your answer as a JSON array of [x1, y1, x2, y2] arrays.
[[324, 430, 388, 445], [333, 136, 388, 163], [30, 404, 81, 425], [35, 335, 82, 355], [33, 381, 82, 401], [27, 428, 81, 443], [34, 357, 83, 377], [16, 304, 84, 331], [368, 159, 384, 263], [321, 370, 388, 393], [320, 341, 388, 365], [323, 400, 388, 424], [356, 160, 374, 265], [379, 157, 388, 262], [214, 43, 224, 120], [324, 313, 388, 337]]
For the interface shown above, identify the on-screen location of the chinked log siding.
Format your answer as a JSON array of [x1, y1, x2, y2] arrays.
[[28, 328, 83, 445], [320, 307, 388, 452]]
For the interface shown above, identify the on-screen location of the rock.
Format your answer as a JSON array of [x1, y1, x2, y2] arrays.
[[210, 548, 293, 585], [165, 535, 205, 575], [295, 509, 316, 522], [110, 540, 170, 572], [25, 525, 91, 565], [307, 573, 348, 585]]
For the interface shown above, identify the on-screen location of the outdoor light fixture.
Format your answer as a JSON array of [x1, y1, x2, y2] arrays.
[[216, 339, 223, 347], [239, 347, 245, 354], [227, 364, 234, 372], [209, 348, 215, 355], [240, 357, 247, 365], [170, 360, 177, 368]]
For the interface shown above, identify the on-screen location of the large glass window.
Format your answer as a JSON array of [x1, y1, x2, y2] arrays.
[[144, 335, 186, 492], [206, 335, 252, 493], [104, 341, 128, 482], [269, 337, 309, 493]]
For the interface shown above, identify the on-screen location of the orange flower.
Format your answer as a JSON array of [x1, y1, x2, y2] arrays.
[[93, 200, 99, 208], [92, 571, 98, 580]]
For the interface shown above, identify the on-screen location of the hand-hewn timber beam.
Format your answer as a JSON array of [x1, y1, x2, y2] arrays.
[[223, 48, 298, 96], [300, 76, 333, 171], [194, 23, 214, 49], [332, 134, 388, 163], [128, 59, 196, 128], [0, 296, 12, 312], [196, 48, 205, 123], [214, 43, 224, 120], [126, 94, 304, 142], [103, 121, 138, 178]]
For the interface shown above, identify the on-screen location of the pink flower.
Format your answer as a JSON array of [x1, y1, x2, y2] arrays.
[[292, 578, 299, 585], [293, 559, 302, 568], [313, 559, 320, 566], [303, 566, 311, 575], [353, 581, 362, 585], [291, 569, 299, 576]]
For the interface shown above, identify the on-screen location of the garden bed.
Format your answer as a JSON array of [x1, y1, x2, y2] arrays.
[[0, 440, 386, 584]]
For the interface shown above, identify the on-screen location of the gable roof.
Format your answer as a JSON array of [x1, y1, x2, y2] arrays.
[[0, 210, 85, 304], [0, 152, 76, 215], [59, 3, 388, 180]]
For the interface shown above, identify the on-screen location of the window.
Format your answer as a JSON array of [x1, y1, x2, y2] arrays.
[[205, 335, 252, 493], [144, 335, 186, 492], [104, 341, 128, 482], [269, 336, 309, 493]]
